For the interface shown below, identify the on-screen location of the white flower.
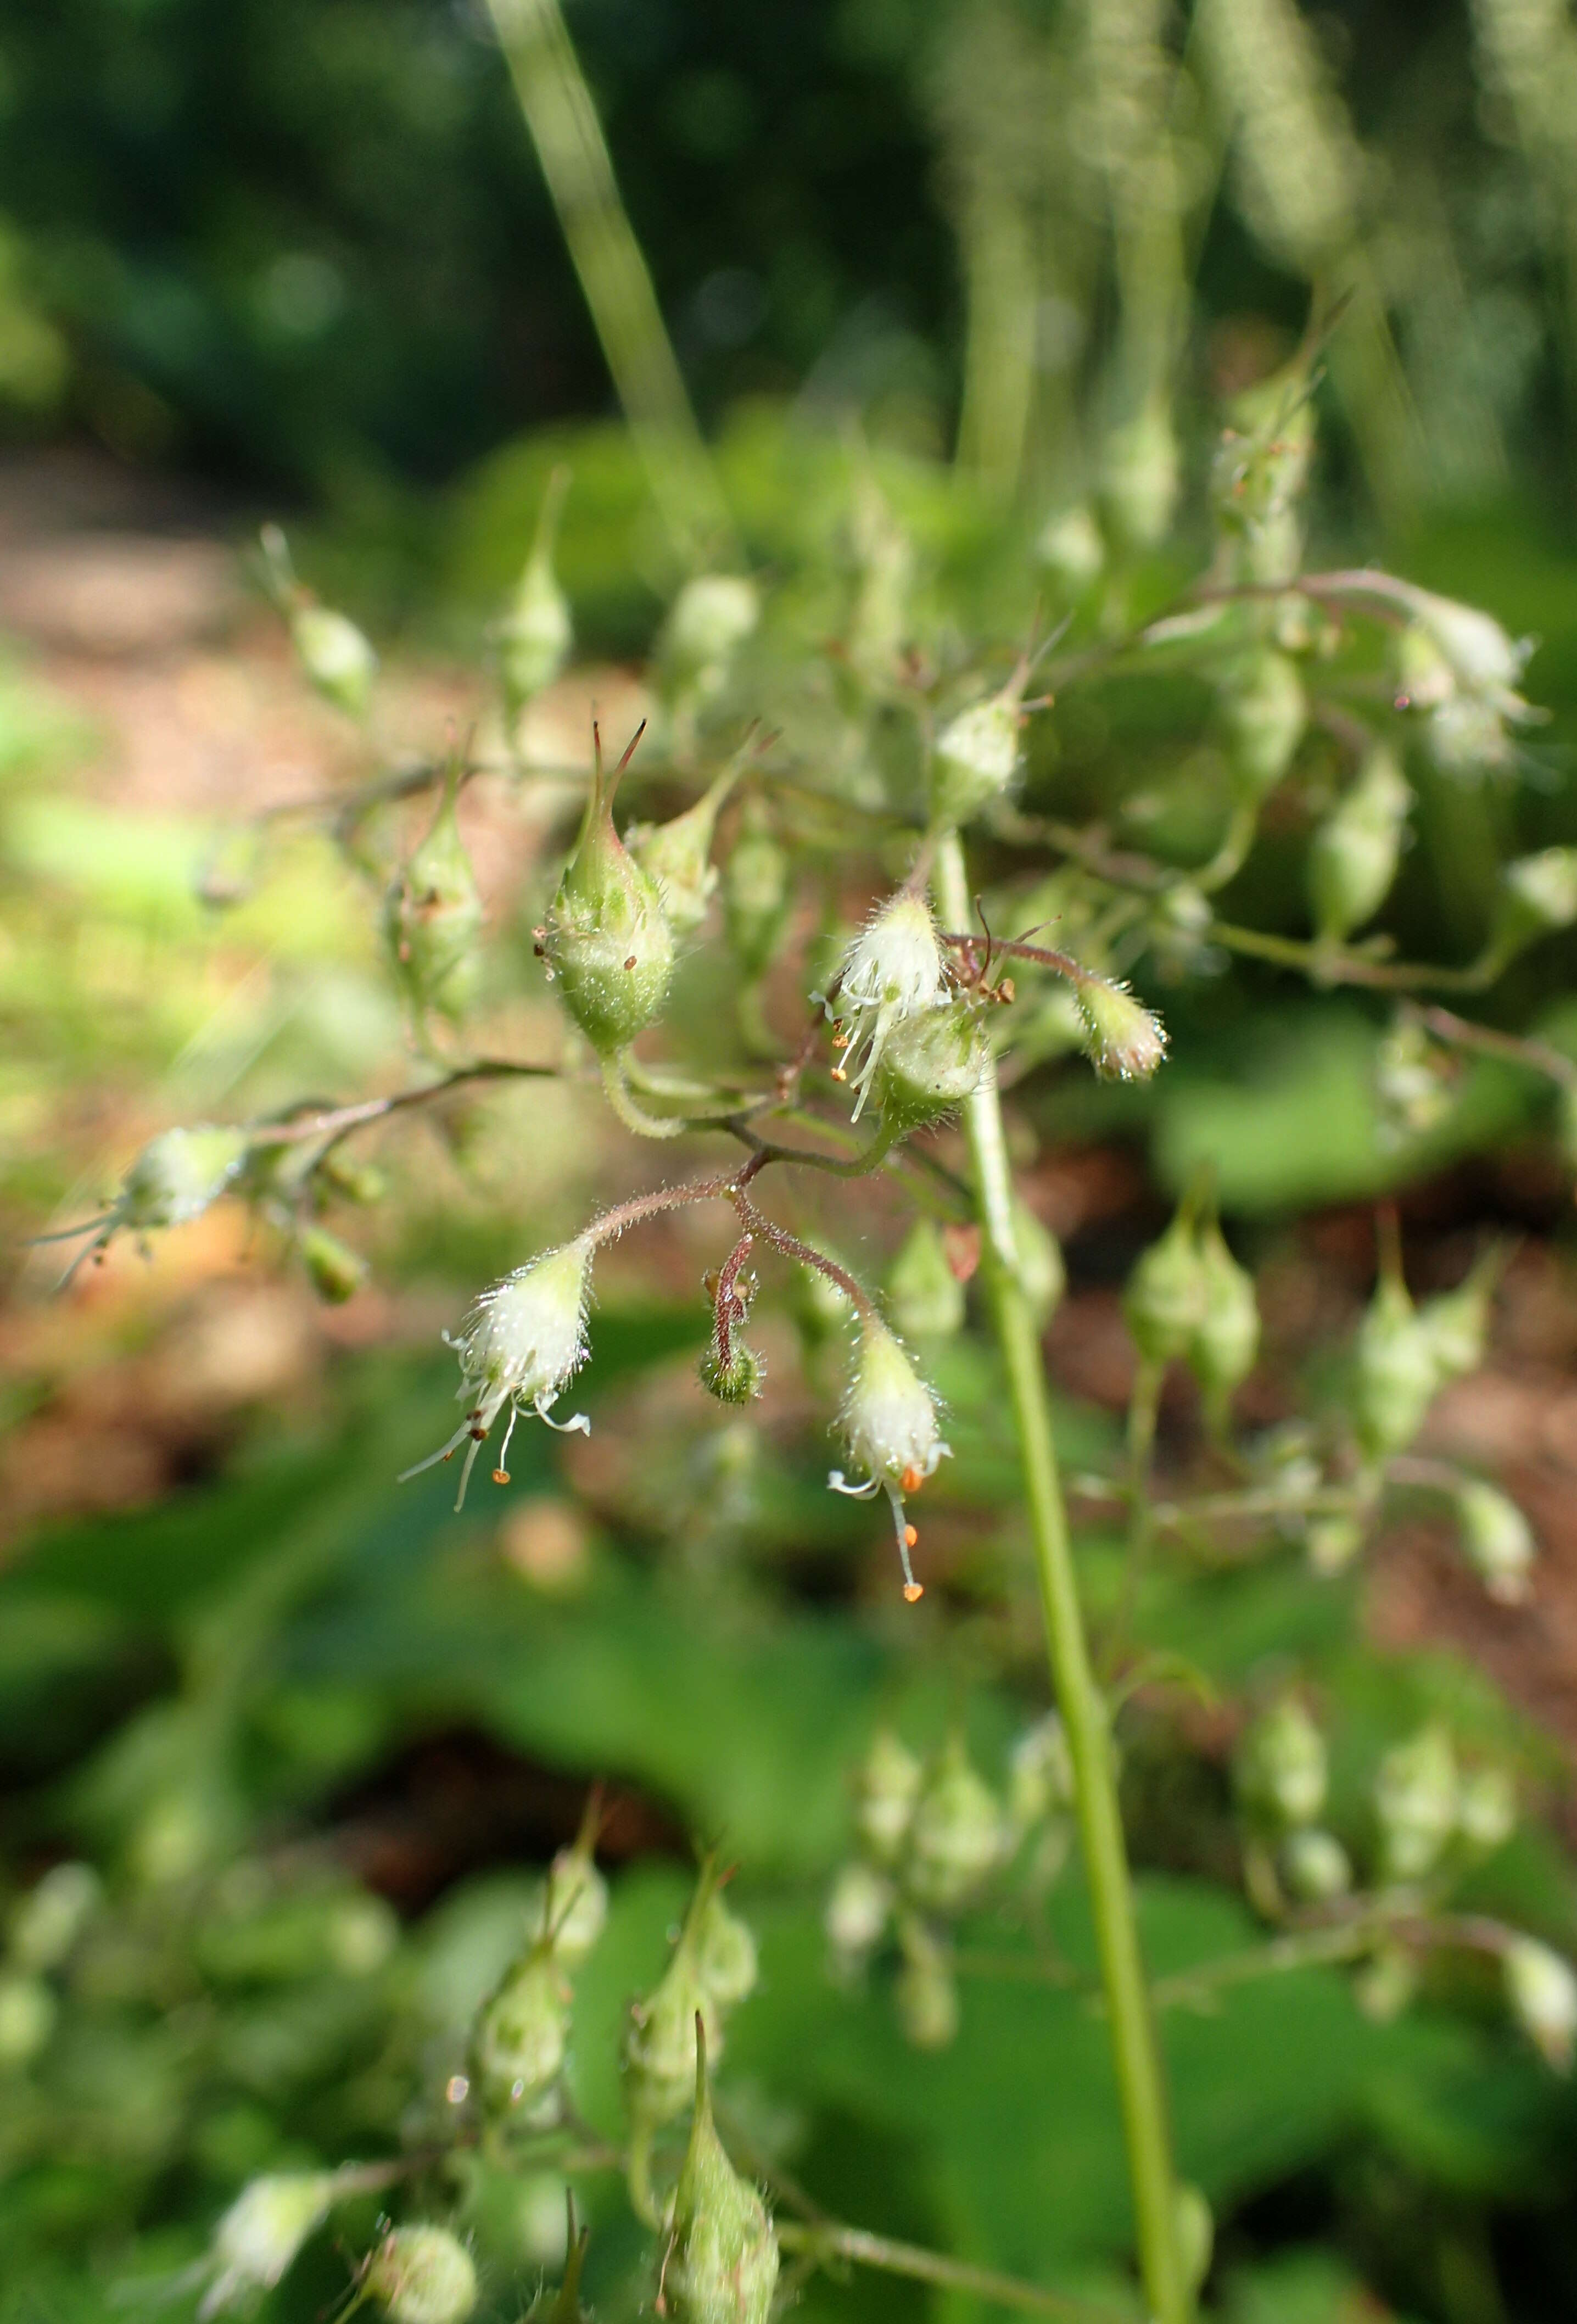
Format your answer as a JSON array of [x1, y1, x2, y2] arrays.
[[1410, 589, 1530, 701], [200, 2172, 343, 2317], [830, 1317, 949, 1599], [827, 892, 951, 1121], [400, 1239, 593, 1510], [1505, 1937, 1577, 2072]]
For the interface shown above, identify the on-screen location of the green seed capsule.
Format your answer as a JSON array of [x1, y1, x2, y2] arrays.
[[544, 1840, 608, 1967], [694, 1889, 758, 2011], [930, 679, 1024, 830], [1505, 1937, 1577, 2071], [291, 603, 377, 718], [1234, 1697, 1327, 1831], [1279, 1826, 1353, 1904], [1458, 1764, 1516, 1852], [365, 2227, 478, 2324], [698, 1339, 765, 1405], [1418, 1250, 1498, 1382], [629, 759, 740, 934], [1492, 848, 1577, 959], [1035, 503, 1106, 595], [298, 1224, 367, 1304], [870, 1003, 990, 1133], [1456, 1479, 1535, 1605], [624, 1872, 737, 2140], [661, 576, 760, 696], [854, 1729, 922, 1867], [386, 775, 485, 1022], [1354, 1273, 1441, 1460], [824, 1860, 893, 1971], [472, 1950, 569, 2115], [1011, 1199, 1066, 1326], [543, 735, 674, 1053], [662, 2033, 779, 2324], [903, 1737, 1004, 1913], [1307, 744, 1411, 941], [1188, 1220, 1260, 1422], [1125, 1208, 1210, 1367], [892, 1915, 959, 2049], [887, 1220, 966, 1343], [1219, 648, 1307, 801], [499, 469, 573, 720], [1100, 396, 1179, 552], [1374, 1724, 1459, 1884], [723, 805, 790, 979]]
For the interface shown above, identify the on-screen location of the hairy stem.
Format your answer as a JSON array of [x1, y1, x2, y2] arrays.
[[933, 830, 1188, 2324]]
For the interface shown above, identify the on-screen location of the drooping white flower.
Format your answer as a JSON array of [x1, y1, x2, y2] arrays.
[[200, 2172, 344, 2317], [400, 1239, 594, 1511], [831, 1317, 949, 1599], [826, 892, 951, 1122]]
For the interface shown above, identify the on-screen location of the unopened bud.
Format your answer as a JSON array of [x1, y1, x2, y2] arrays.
[[1417, 1250, 1498, 1382], [825, 1861, 892, 1970], [1100, 398, 1179, 551], [829, 892, 951, 1122], [1211, 361, 1316, 584], [1374, 1724, 1458, 1883], [1279, 1826, 1352, 1904], [870, 1001, 990, 1133], [695, 1889, 758, 2012], [629, 759, 740, 935], [499, 468, 572, 717], [291, 603, 377, 718], [0, 1973, 55, 2068], [855, 1729, 923, 1865], [1234, 1698, 1327, 1830], [888, 1221, 966, 1343], [202, 2171, 343, 2317], [662, 2027, 779, 2324], [624, 1873, 735, 2137], [930, 676, 1024, 829], [1458, 1764, 1516, 1852], [1354, 1273, 1440, 1460], [1125, 1206, 1210, 1366], [545, 1840, 608, 1967], [832, 1319, 948, 1599], [472, 1949, 569, 2115], [723, 806, 790, 979], [661, 575, 760, 702], [365, 2226, 479, 2324], [299, 1224, 367, 1304], [1505, 1937, 1577, 2072], [699, 1339, 765, 1405], [1188, 1219, 1260, 1421], [1492, 848, 1577, 960], [1035, 502, 1105, 595], [400, 1239, 593, 1511], [1219, 648, 1307, 800], [1073, 976, 1167, 1082], [119, 1125, 250, 1233], [893, 1915, 959, 2049], [1308, 744, 1411, 942], [1374, 1018, 1456, 1150], [8, 1862, 99, 1973], [904, 1737, 1004, 1913], [1456, 1479, 1535, 1605], [386, 773, 484, 1021], [543, 733, 674, 1053]]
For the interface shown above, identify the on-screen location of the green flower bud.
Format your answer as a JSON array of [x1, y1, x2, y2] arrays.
[[825, 1861, 892, 1972], [1219, 648, 1307, 800], [291, 603, 377, 718], [1279, 1826, 1353, 1904], [299, 1224, 367, 1304], [930, 677, 1024, 829], [365, 2227, 479, 2324], [8, 1862, 99, 1973], [723, 805, 790, 979], [1306, 1515, 1365, 1578], [661, 576, 760, 694], [544, 1839, 608, 1967], [870, 1001, 991, 1134], [904, 1737, 1004, 1913], [1374, 1724, 1458, 1884], [1125, 1206, 1210, 1367], [1073, 976, 1168, 1082], [1234, 1698, 1327, 1830], [1035, 503, 1105, 595], [542, 733, 674, 1053], [893, 1915, 959, 2049], [1006, 1713, 1073, 1834], [699, 1338, 765, 1405], [499, 469, 573, 718], [472, 1949, 569, 2115], [1417, 1250, 1498, 1382], [629, 759, 740, 934], [1493, 848, 1577, 960], [624, 1873, 737, 2139], [855, 1729, 923, 1866], [1374, 1018, 1456, 1151], [386, 772, 485, 1021], [887, 1221, 966, 1343], [1174, 2183, 1215, 2303], [1455, 1479, 1535, 1605], [695, 1889, 758, 2011], [1458, 1765, 1516, 1852], [203, 2171, 343, 2316], [1307, 744, 1411, 942], [662, 2031, 779, 2324], [1354, 1273, 1441, 1460], [1011, 1198, 1066, 1326], [0, 1973, 55, 2068], [1188, 1219, 1260, 1421], [1354, 1942, 1417, 2025], [1505, 1937, 1577, 2072], [119, 1125, 250, 1233], [1100, 398, 1179, 552]]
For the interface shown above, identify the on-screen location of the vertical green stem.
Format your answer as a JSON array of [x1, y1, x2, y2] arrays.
[[484, 0, 735, 569], [933, 832, 1188, 2324]]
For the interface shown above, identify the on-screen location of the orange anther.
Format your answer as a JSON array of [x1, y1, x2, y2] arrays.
[[903, 1523, 918, 1549], [902, 1580, 924, 1603], [493, 1468, 511, 1485], [901, 1465, 923, 1494]]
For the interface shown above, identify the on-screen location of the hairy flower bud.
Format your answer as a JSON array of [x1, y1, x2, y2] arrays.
[[930, 674, 1024, 830], [629, 759, 739, 934], [827, 892, 951, 1122], [1219, 648, 1307, 800], [904, 1736, 1004, 1913], [832, 1318, 949, 1599], [291, 604, 377, 718], [887, 1220, 966, 1343], [825, 1861, 892, 1973], [1492, 848, 1577, 961], [1374, 1724, 1458, 1884], [1125, 1206, 1210, 1367], [472, 1949, 570, 2115], [698, 1339, 765, 1405], [542, 732, 674, 1053], [1354, 1272, 1440, 1460], [119, 1125, 250, 1234], [870, 1001, 991, 1134], [386, 773, 485, 1021], [1308, 744, 1411, 942], [1505, 1938, 1577, 2072], [855, 1729, 923, 1865], [1279, 1827, 1353, 1904], [893, 1915, 959, 2049], [1188, 1220, 1260, 1422], [299, 1224, 368, 1304], [200, 2172, 343, 2317], [499, 469, 572, 718], [401, 1240, 593, 1510], [1455, 1480, 1535, 1605], [365, 2227, 479, 2324], [1073, 976, 1168, 1082], [1036, 502, 1106, 595], [1235, 1698, 1327, 1831], [662, 2031, 779, 2324]]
